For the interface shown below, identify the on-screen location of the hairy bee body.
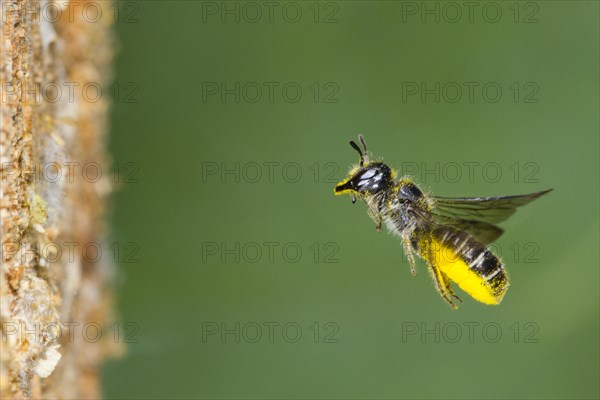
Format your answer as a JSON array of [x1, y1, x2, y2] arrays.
[[369, 178, 508, 305], [334, 135, 549, 309]]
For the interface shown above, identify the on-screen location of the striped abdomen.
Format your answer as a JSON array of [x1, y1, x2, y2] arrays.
[[418, 226, 509, 305]]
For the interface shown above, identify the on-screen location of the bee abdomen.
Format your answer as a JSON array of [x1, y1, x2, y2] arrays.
[[435, 227, 508, 297]]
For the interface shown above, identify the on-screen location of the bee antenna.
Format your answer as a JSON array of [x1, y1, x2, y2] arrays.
[[349, 140, 364, 167], [358, 134, 368, 153]]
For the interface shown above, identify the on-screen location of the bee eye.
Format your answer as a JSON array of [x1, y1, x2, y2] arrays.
[[361, 169, 377, 180]]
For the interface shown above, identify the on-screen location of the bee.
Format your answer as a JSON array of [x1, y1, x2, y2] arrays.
[[334, 135, 551, 309]]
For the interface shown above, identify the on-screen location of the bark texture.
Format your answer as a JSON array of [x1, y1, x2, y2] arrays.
[[1, 1, 119, 398]]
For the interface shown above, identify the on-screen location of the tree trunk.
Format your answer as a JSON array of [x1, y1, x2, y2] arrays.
[[1, 1, 119, 398]]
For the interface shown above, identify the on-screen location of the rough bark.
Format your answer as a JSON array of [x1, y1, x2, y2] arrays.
[[1, 1, 119, 398]]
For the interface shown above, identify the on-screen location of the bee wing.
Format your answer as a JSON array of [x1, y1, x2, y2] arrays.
[[429, 212, 504, 245], [432, 189, 552, 224], [408, 205, 502, 246]]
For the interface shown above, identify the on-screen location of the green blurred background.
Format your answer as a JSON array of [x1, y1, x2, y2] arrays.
[[104, 1, 599, 399]]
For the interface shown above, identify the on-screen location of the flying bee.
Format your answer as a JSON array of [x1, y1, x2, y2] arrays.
[[334, 135, 551, 309]]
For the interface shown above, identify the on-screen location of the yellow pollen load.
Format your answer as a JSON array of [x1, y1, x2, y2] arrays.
[[424, 239, 504, 305]]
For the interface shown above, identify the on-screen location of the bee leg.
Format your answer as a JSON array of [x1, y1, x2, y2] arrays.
[[401, 235, 417, 276], [426, 262, 459, 309], [367, 205, 382, 232], [441, 273, 462, 303]]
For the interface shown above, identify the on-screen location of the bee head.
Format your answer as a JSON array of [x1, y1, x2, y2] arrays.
[[334, 135, 393, 202]]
